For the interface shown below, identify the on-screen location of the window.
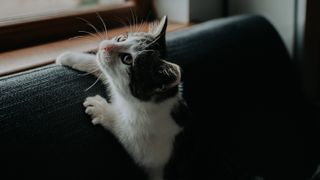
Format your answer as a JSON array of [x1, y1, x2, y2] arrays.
[[0, 0, 153, 52], [0, 0, 125, 23], [0, 0, 190, 76]]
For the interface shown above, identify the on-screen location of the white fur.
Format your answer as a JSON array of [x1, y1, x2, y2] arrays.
[[55, 16, 182, 180], [56, 52, 100, 77], [56, 53, 182, 180]]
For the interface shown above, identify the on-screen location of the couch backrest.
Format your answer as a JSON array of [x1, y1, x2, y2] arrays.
[[0, 15, 309, 179], [167, 15, 302, 113], [165, 15, 313, 180]]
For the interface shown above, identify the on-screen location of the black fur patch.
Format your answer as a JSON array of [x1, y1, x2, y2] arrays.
[[170, 99, 191, 127], [128, 51, 179, 102]]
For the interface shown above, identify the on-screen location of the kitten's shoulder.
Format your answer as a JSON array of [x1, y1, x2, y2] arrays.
[[170, 98, 191, 127]]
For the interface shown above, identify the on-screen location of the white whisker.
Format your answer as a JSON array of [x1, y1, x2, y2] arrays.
[[80, 67, 100, 76], [78, 30, 102, 41], [114, 16, 131, 33], [139, 11, 151, 32], [137, 49, 155, 57], [126, 16, 133, 33], [85, 73, 103, 91], [129, 8, 136, 32], [69, 35, 99, 44], [96, 13, 108, 40], [137, 16, 146, 32], [69, 35, 86, 40], [134, 10, 139, 32], [164, 68, 170, 76], [143, 34, 162, 49], [77, 17, 104, 40]]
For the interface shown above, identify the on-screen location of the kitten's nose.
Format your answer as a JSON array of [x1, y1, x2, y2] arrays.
[[104, 45, 118, 53]]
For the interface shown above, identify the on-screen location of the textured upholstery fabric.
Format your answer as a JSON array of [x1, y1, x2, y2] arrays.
[[1, 15, 319, 179]]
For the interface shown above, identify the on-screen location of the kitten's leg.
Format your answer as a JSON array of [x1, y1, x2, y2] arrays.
[[83, 95, 115, 130], [56, 52, 101, 77], [148, 167, 164, 180]]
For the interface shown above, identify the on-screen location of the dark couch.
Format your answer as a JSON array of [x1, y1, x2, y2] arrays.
[[1, 15, 319, 180]]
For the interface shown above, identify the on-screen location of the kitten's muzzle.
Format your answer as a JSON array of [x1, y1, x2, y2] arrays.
[[104, 45, 119, 53]]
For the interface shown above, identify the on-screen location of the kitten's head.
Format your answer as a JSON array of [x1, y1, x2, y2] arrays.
[[97, 16, 181, 102]]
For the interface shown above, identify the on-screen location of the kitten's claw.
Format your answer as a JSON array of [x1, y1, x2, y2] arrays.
[[84, 107, 101, 125], [83, 95, 110, 126]]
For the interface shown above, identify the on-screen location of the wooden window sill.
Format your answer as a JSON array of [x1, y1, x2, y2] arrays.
[[0, 22, 190, 77]]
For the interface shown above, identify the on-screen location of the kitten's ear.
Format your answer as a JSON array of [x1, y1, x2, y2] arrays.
[[150, 16, 167, 38], [154, 60, 181, 92], [149, 16, 168, 58]]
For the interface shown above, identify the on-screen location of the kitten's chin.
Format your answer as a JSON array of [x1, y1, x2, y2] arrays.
[[97, 52, 112, 67], [97, 51, 109, 62], [96, 52, 109, 71]]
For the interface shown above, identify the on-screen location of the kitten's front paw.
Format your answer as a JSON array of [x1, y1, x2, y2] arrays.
[[56, 52, 76, 67], [83, 95, 110, 125]]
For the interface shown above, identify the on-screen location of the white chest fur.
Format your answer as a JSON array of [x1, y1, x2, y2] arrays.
[[111, 93, 182, 168]]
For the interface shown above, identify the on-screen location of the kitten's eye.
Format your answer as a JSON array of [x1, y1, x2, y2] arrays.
[[120, 53, 133, 65], [116, 35, 127, 42]]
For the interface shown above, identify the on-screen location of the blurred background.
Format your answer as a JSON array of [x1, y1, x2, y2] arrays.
[[0, 0, 310, 61], [0, 0, 124, 22], [155, 0, 306, 60], [154, 0, 319, 101], [0, 0, 318, 100]]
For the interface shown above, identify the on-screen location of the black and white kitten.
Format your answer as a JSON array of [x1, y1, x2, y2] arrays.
[[56, 16, 184, 180]]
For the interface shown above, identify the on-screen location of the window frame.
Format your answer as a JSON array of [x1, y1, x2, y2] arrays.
[[0, 0, 155, 52]]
